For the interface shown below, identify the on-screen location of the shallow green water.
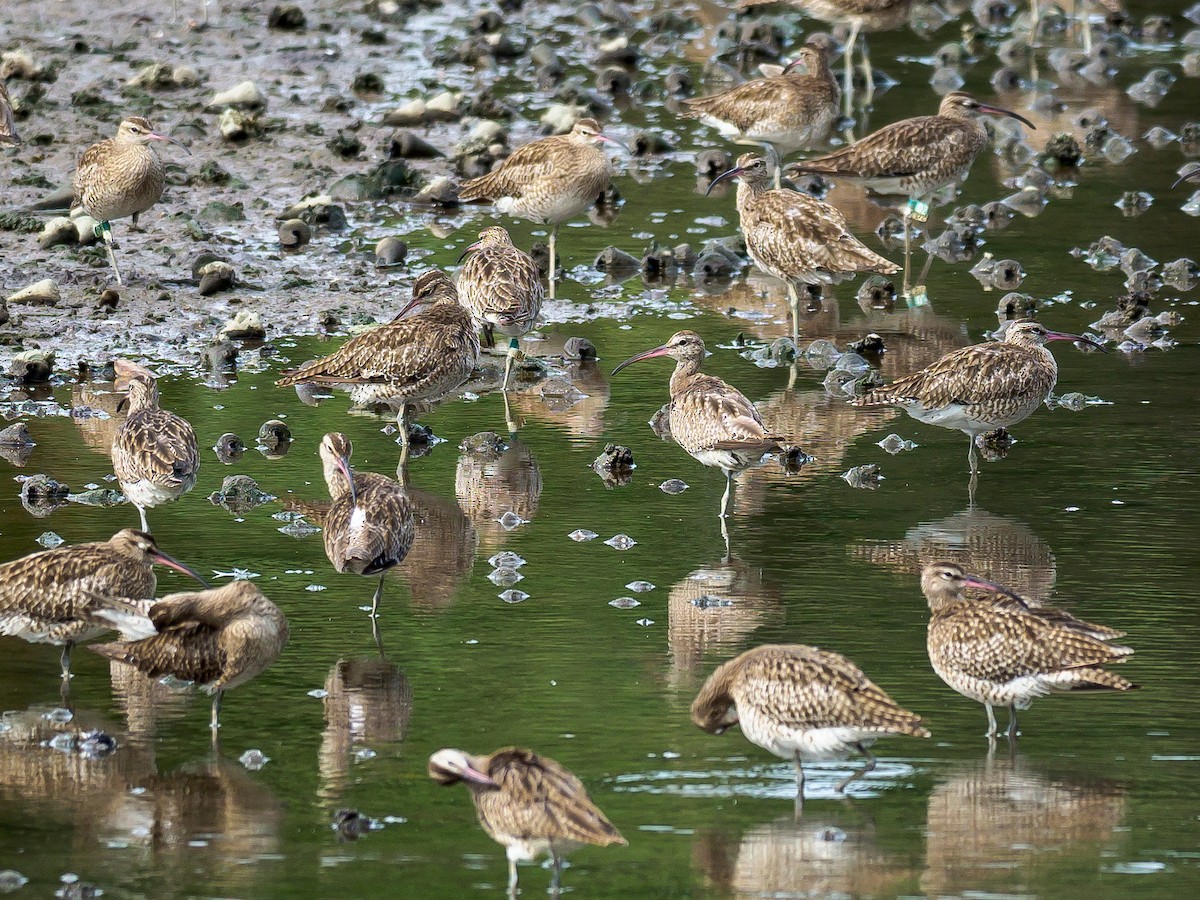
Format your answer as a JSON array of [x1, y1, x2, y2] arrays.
[[3, 1, 1200, 898]]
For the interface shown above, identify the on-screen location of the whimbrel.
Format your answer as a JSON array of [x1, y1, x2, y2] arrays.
[[682, 44, 839, 185], [850, 320, 1103, 486], [692, 644, 930, 807], [110, 360, 200, 532], [787, 91, 1034, 294], [707, 153, 899, 342], [72, 116, 188, 284], [428, 746, 627, 896], [458, 118, 625, 294], [457, 226, 544, 392], [0, 528, 205, 681], [612, 331, 786, 532], [276, 270, 479, 463], [739, 0, 915, 111], [318, 432, 415, 620], [920, 562, 1136, 738], [0, 81, 20, 146], [90, 581, 289, 737]]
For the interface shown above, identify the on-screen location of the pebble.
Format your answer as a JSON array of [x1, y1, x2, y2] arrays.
[[208, 474, 275, 514], [499, 589, 529, 604], [878, 433, 919, 454], [332, 809, 373, 841], [278, 218, 311, 248], [38, 217, 76, 249], [213, 433, 246, 464], [221, 310, 265, 340], [568, 529, 599, 542], [238, 749, 270, 770], [0, 422, 35, 447], [7, 278, 60, 306], [257, 419, 292, 454], [659, 479, 688, 494], [842, 464, 884, 490], [604, 533, 637, 550], [209, 80, 267, 110], [609, 597, 640, 609]]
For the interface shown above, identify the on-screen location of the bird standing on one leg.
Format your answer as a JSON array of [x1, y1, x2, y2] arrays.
[[457, 226, 544, 393], [682, 43, 839, 186], [276, 270, 479, 465], [72, 116, 189, 284], [787, 92, 1034, 296], [457, 118, 626, 297], [707, 153, 899, 343], [110, 361, 200, 532], [919, 562, 1136, 739], [89, 581, 289, 740], [428, 746, 627, 897], [691, 644, 930, 811], [849, 320, 1103, 498], [318, 432, 415, 621], [613, 331, 788, 544]]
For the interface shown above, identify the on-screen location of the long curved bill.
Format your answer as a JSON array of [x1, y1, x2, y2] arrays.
[[460, 763, 498, 787], [336, 453, 358, 507], [960, 573, 1021, 600], [456, 241, 483, 264], [1172, 169, 1200, 189], [1045, 330, 1107, 353], [976, 102, 1036, 130], [148, 130, 193, 155], [150, 548, 210, 588], [612, 344, 672, 376], [705, 165, 744, 196], [597, 133, 632, 155]]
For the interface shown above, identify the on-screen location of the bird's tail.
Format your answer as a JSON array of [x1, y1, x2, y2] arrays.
[[1061, 667, 1139, 692], [82, 592, 157, 641], [457, 170, 500, 203]]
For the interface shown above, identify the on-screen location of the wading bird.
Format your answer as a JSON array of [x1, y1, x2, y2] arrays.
[[919, 562, 1136, 738]]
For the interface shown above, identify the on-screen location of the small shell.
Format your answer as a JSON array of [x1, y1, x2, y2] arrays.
[[38, 217, 77, 249], [209, 80, 267, 110], [7, 278, 60, 306], [375, 236, 407, 267]]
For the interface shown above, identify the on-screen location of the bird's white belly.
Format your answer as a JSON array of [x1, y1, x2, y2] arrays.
[[500, 192, 592, 226], [499, 836, 553, 863], [738, 705, 878, 762], [120, 478, 191, 509]]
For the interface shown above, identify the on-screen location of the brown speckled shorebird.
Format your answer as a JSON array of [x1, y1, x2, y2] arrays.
[[0, 528, 205, 681], [73, 116, 188, 284], [740, 0, 915, 110], [458, 118, 626, 293], [428, 746, 627, 896], [692, 644, 930, 807], [612, 331, 785, 532], [920, 562, 1136, 738], [89, 581, 289, 737], [276, 270, 480, 462], [851, 320, 1103, 485], [0, 82, 19, 146], [457, 226, 544, 392], [318, 432, 415, 621], [682, 44, 839, 185], [787, 92, 1034, 294], [708, 154, 899, 342], [110, 360, 200, 533]]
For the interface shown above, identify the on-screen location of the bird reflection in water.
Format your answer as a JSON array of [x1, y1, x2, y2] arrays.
[[319, 656, 413, 804], [455, 432, 542, 553], [399, 487, 479, 613], [850, 506, 1057, 601], [667, 553, 784, 688], [921, 744, 1128, 896], [693, 813, 915, 897]]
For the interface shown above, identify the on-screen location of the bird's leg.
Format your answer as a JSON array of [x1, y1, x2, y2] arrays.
[[842, 19, 861, 117], [396, 402, 412, 471], [859, 35, 874, 107], [548, 224, 559, 300], [483, 322, 496, 350], [901, 205, 912, 298], [210, 689, 223, 735], [763, 143, 783, 189], [550, 853, 563, 893], [984, 703, 998, 738], [507, 858, 519, 898], [371, 572, 385, 619], [793, 752, 806, 816], [967, 434, 979, 508], [504, 391, 519, 437], [719, 470, 733, 520], [137, 505, 150, 533], [786, 282, 801, 346], [502, 337, 519, 392], [835, 743, 875, 793], [913, 203, 941, 294], [60, 643, 73, 683], [1006, 704, 1019, 739], [720, 513, 730, 559], [95, 221, 124, 286]]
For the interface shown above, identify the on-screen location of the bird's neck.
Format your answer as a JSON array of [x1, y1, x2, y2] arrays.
[[669, 358, 703, 395]]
